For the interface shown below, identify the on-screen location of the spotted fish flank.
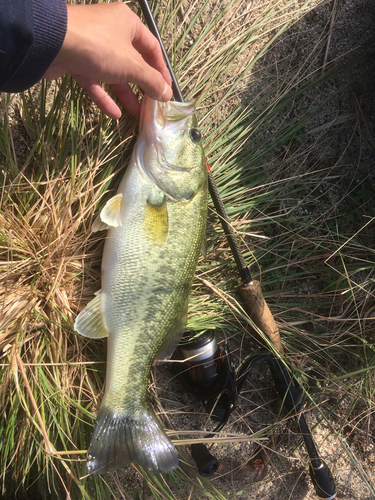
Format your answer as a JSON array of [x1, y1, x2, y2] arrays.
[[74, 96, 207, 475]]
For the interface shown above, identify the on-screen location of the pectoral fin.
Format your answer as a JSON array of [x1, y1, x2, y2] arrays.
[[100, 193, 123, 228], [143, 198, 168, 246], [74, 291, 109, 339]]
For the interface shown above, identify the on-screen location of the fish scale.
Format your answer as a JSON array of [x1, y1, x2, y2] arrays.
[[74, 96, 207, 475]]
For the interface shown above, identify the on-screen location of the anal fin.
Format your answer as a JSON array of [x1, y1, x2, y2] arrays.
[[92, 214, 110, 232]]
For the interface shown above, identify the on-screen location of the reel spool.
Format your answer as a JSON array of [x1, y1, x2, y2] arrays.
[[171, 330, 237, 421], [173, 330, 222, 389]]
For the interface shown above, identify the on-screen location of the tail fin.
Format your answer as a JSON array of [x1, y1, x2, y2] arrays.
[[86, 406, 179, 475]]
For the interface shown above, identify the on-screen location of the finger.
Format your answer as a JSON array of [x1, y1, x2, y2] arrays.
[[131, 21, 172, 87], [111, 83, 141, 116], [73, 75, 122, 120], [159, 66, 173, 90], [128, 52, 172, 102]]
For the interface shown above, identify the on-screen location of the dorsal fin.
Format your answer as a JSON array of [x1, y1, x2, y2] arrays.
[[155, 300, 188, 362], [201, 233, 207, 258]]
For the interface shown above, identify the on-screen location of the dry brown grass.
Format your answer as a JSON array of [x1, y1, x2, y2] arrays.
[[0, 0, 374, 498]]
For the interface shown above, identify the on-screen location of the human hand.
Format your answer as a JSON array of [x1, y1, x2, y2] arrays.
[[44, 3, 172, 119]]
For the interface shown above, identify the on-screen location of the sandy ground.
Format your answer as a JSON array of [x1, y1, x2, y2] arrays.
[[214, 2, 375, 498]]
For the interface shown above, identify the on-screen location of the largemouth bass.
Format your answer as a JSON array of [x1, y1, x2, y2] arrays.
[[74, 96, 207, 475]]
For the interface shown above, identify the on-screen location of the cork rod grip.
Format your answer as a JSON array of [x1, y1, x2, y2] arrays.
[[240, 280, 283, 352]]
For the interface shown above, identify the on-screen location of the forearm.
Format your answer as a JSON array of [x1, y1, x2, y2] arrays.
[[0, 0, 67, 92]]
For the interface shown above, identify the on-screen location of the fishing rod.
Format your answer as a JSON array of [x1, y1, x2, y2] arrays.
[[139, 0, 283, 353]]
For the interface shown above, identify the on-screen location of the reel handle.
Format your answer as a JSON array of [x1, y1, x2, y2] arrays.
[[191, 443, 219, 477], [309, 461, 336, 499]]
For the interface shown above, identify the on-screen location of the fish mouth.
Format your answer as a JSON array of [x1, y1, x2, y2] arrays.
[[140, 96, 163, 144], [140, 96, 196, 140], [138, 96, 196, 176]]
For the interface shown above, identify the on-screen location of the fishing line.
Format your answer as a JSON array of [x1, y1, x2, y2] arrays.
[[138, 0, 251, 286], [139, 0, 284, 354]]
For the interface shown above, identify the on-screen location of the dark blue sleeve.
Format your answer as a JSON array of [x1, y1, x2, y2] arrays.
[[0, 0, 67, 92]]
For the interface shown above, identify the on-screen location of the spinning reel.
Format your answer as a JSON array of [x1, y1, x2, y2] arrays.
[[170, 330, 336, 500]]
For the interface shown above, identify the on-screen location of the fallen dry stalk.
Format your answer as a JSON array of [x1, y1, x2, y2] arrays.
[[15, 351, 54, 455]]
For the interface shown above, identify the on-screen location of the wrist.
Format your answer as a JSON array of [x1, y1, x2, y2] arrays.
[[45, 5, 94, 79]]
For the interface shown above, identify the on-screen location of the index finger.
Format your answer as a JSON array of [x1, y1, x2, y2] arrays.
[[131, 20, 172, 87]]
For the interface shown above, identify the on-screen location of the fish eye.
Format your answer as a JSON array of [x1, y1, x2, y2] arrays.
[[190, 128, 201, 143]]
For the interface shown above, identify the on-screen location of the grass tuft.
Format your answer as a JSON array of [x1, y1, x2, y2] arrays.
[[0, 0, 374, 498]]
